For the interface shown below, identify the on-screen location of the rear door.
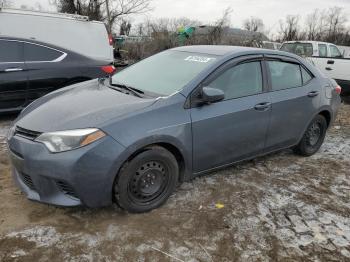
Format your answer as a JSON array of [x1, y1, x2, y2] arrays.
[[0, 39, 28, 111], [326, 45, 350, 82], [264, 56, 320, 151], [309, 43, 332, 77], [190, 56, 271, 172], [24, 42, 68, 103]]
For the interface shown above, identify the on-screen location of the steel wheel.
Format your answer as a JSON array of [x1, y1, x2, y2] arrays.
[[128, 161, 170, 204], [306, 122, 322, 146], [114, 146, 179, 213]]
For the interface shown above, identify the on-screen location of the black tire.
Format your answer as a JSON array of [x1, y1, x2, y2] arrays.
[[294, 115, 327, 156], [114, 146, 179, 213]]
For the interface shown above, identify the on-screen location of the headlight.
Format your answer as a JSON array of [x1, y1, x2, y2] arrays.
[[35, 128, 106, 153]]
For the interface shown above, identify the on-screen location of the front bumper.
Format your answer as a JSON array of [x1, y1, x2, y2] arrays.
[[7, 133, 125, 208]]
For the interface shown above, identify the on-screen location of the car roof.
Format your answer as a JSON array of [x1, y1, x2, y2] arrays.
[[172, 45, 264, 56], [172, 45, 300, 59], [282, 40, 332, 45]]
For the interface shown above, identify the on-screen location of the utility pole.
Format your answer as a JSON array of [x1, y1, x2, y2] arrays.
[[105, 0, 112, 33]]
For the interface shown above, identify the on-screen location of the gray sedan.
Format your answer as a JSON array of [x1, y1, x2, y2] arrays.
[[7, 46, 341, 213]]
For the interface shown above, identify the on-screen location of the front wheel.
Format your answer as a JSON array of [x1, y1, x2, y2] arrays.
[[294, 115, 327, 156], [114, 146, 179, 213]]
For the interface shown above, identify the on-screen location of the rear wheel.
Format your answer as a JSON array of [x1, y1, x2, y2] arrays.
[[294, 115, 327, 156], [114, 146, 179, 213]]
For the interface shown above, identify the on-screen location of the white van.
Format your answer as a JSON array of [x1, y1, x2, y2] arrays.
[[0, 8, 114, 63]]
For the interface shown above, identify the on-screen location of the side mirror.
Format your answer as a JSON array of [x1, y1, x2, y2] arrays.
[[201, 87, 225, 104]]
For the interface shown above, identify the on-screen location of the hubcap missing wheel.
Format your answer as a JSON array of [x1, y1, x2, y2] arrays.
[[129, 161, 168, 203]]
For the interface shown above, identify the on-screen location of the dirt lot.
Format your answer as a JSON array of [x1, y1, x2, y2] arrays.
[[0, 105, 349, 262]]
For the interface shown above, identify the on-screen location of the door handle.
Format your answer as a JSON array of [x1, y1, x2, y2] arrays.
[[325, 67, 333, 71], [327, 60, 335, 65], [4, 68, 23, 72], [308, 91, 319, 98], [254, 102, 271, 111]]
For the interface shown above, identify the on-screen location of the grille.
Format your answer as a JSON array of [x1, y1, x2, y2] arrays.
[[20, 173, 36, 191], [15, 126, 41, 140], [56, 181, 79, 199]]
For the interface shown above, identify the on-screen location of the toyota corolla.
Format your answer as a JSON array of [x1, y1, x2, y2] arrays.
[[7, 46, 341, 213]]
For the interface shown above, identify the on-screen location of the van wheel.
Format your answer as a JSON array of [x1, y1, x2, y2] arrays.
[[294, 115, 327, 156], [114, 146, 179, 213]]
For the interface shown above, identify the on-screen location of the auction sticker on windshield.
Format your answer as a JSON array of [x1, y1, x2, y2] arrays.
[[184, 56, 215, 63]]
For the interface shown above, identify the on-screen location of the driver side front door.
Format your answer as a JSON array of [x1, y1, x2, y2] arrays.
[[190, 57, 271, 173]]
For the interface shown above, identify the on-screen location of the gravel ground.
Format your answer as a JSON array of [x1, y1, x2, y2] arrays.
[[0, 105, 349, 262]]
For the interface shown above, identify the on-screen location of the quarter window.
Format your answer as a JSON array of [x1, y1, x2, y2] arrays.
[[208, 61, 263, 100], [0, 40, 23, 62], [267, 61, 302, 91], [301, 67, 313, 84], [318, 44, 327, 57], [24, 43, 63, 62]]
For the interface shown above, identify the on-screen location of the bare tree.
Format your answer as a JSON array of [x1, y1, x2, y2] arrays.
[[243, 17, 264, 32], [305, 9, 320, 40], [119, 19, 132, 35], [325, 6, 347, 43], [279, 15, 300, 41], [208, 7, 232, 45], [108, 0, 152, 30]]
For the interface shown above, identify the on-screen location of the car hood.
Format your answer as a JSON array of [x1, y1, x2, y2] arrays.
[[16, 79, 157, 132]]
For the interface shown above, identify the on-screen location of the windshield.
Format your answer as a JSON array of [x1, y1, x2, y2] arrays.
[[111, 50, 218, 96], [280, 43, 313, 57]]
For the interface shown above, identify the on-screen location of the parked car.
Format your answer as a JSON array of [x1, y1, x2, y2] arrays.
[[0, 8, 114, 63], [7, 46, 341, 213], [0, 36, 115, 113], [280, 41, 350, 103]]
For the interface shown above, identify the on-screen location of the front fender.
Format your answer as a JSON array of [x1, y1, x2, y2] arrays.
[[107, 134, 193, 189]]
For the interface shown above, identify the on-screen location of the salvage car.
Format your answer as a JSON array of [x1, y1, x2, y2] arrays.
[[7, 46, 341, 213]]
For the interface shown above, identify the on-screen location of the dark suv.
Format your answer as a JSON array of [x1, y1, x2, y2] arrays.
[[0, 37, 114, 113]]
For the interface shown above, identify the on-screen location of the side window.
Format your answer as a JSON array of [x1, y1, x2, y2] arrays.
[[329, 45, 342, 58], [301, 67, 313, 84], [24, 43, 63, 62], [267, 61, 302, 91], [208, 61, 263, 100], [0, 40, 23, 62], [318, 44, 327, 57]]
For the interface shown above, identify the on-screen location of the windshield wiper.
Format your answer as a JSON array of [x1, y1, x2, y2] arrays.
[[109, 81, 144, 98]]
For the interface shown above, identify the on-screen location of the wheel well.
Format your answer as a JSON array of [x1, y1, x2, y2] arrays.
[[319, 110, 331, 127], [126, 143, 186, 182]]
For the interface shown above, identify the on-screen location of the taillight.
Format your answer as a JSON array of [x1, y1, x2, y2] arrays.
[[108, 34, 113, 46], [101, 65, 116, 74], [335, 85, 342, 95]]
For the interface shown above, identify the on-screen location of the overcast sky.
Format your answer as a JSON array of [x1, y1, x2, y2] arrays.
[[11, 0, 350, 35]]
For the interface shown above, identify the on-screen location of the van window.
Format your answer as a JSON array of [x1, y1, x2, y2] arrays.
[[318, 44, 327, 57], [267, 61, 302, 91], [24, 43, 63, 62], [329, 45, 342, 58], [0, 40, 23, 62], [209, 62, 263, 100]]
